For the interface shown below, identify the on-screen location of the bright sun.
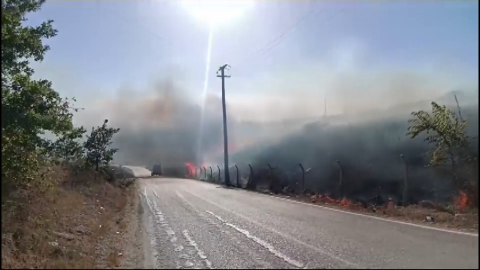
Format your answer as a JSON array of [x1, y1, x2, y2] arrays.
[[181, 0, 253, 25]]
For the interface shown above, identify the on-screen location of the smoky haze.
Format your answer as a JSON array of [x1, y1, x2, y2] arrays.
[[107, 79, 226, 169], [227, 90, 478, 203], [72, 68, 478, 197], [72, 79, 221, 169]]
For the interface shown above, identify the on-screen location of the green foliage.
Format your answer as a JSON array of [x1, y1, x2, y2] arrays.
[[1, 0, 124, 199], [407, 102, 469, 189], [1, 0, 81, 193], [45, 126, 87, 163], [84, 120, 120, 171], [1, 0, 57, 82], [407, 102, 468, 166]]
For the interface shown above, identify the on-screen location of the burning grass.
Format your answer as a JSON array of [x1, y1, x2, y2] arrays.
[[454, 191, 469, 212], [1, 166, 136, 269], [303, 192, 478, 232]]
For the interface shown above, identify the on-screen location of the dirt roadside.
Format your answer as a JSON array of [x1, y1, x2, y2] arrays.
[[269, 192, 478, 233], [1, 168, 146, 269], [95, 182, 145, 269]]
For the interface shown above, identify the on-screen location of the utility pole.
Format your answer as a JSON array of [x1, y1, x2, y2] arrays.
[[217, 64, 231, 187]]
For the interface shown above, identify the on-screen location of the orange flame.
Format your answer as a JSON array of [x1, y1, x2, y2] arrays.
[[316, 194, 336, 204], [314, 195, 352, 207], [185, 162, 196, 178], [454, 191, 469, 211], [339, 198, 351, 207]]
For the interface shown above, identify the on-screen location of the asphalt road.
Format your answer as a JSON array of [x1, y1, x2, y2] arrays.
[[138, 177, 478, 269]]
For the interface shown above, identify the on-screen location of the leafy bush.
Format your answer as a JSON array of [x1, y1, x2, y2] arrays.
[[1, 0, 120, 197], [1, 0, 78, 194], [84, 119, 120, 171], [407, 101, 471, 192]]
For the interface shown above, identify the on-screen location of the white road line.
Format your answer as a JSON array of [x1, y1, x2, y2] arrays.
[[184, 190, 361, 268], [206, 210, 304, 268], [140, 186, 162, 268], [244, 191, 479, 237], [176, 191, 187, 201], [176, 190, 277, 269], [143, 187, 154, 212], [142, 186, 187, 262], [185, 179, 479, 237], [182, 230, 213, 269], [177, 191, 214, 268]]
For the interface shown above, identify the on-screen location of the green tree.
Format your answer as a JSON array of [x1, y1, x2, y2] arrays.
[[84, 119, 120, 171], [45, 126, 87, 163], [1, 0, 79, 192], [407, 101, 469, 190]]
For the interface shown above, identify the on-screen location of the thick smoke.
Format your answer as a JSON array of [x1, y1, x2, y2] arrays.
[[227, 91, 478, 203], [112, 80, 228, 169], [74, 79, 228, 169], [71, 67, 478, 204], [73, 78, 313, 171]]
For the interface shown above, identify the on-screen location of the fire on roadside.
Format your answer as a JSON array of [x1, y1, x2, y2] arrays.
[[185, 162, 196, 178], [339, 197, 351, 207], [311, 194, 353, 208], [310, 194, 365, 209], [454, 191, 469, 212], [315, 194, 337, 204]]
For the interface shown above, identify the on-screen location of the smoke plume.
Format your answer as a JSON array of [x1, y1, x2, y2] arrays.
[[70, 68, 478, 204]]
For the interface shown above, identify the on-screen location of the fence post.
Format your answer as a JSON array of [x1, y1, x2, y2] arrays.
[[267, 164, 275, 191], [246, 164, 255, 190], [209, 166, 213, 181], [400, 154, 409, 206], [267, 163, 273, 182], [235, 165, 239, 188], [299, 163, 305, 194], [217, 166, 221, 183], [336, 160, 343, 198]]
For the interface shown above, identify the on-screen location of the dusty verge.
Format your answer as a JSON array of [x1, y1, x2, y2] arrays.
[[1, 167, 144, 269]]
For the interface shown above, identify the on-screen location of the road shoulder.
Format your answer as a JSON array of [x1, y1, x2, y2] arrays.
[[187, 178, 479, 235]]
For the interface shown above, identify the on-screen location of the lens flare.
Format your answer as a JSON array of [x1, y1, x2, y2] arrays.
[[181, 0, 253, 25], [196, 23, 214, 164]]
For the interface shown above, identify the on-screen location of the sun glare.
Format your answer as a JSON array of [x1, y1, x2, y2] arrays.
[[181, 0, 253, 25]]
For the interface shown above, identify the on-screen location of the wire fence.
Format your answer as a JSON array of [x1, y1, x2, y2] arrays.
[[186, 153, 478, 208]]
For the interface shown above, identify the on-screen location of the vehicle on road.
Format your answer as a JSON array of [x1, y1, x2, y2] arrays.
[[151, 163, 162, 176]]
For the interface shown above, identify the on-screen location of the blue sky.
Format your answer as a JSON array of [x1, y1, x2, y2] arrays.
[[28, 0, 478, 123]]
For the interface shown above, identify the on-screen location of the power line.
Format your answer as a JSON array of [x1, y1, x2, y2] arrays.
[[232, 5, 326, 69], [262, 7, 345, 63], [249, 7, 319, 58]]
